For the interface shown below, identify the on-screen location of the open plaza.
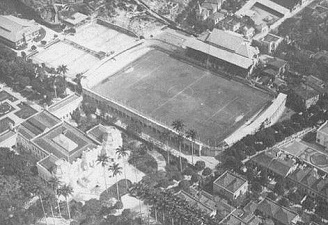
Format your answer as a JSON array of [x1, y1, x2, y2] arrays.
[[90, 48, 273, 146]]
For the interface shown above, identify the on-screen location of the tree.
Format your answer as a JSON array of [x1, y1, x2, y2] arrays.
[[195, 160, 206, 171], [178, 180, 191, 192], [273, 182, 284, 196], [278, 197, 290, 207], [109, 163, 123, 200], [160, 130, 171, 164], [172, 119, 185, 171], [186, 129, 197, 165], [82, 199, 102, 221], [288, 190, 302, 204], [302, 196, 315, 211], [116, 146, 129, 189], [47, 176, 62, 216], [57, 184, 73, 220], [97, 153, 110, 192], [251, 181, 262, 193], [202, 167, 212, 176]]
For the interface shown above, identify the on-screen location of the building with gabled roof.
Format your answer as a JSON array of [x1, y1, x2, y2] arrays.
[[184, 29, 259, 76], [213, 171, 248, 205], [0, 15, 41, 49], [256, 198, 298, 225], [197, 0, 226, 20]]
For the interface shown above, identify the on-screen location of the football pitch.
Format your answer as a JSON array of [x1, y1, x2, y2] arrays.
[[92, 49, 273, 144]]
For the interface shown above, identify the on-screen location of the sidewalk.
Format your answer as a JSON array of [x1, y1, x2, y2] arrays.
[[148, 150, 166, 171], [140, 133, 219, 169]]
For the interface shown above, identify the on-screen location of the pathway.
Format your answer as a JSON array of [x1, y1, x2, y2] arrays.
[[148, 150, 166, 171]]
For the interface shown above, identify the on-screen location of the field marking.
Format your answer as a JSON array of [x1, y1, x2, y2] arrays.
[[203, 96, 239, 123], [149, 73, 208, 115], [125, 64, 162, 90]]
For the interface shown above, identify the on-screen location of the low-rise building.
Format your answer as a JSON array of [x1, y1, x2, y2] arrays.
[[198, 0, 226, 21], [61, 12, 90, 27], [0, 15, 41, 49], [217, 16, 241, 32], [258, 33, 284, 54], [256, 198, 299, 225], [292, 83, 320, 109], [213, 171, 248, 205], [316, 121, 328, 148], [48, 94, 83, 120]]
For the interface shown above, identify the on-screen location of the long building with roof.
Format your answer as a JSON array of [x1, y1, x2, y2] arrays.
[[0, 15, 41, 49], [184, 29, 259, 77], [17, 110, 99, 181]]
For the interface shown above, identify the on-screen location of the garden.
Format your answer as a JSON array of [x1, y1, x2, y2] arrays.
[[0, 102, 14, 117], [0, 90, 18, 102]]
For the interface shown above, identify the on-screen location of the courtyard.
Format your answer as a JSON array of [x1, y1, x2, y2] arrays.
[[92, 49, 272, 145]]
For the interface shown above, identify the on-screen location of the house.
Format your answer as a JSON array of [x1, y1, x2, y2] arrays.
[[242, 25, 255, 39], [256, 198, 299, 225], [217, 16, 241, 32], [292, 83, 320, 108], [260, 55, 288, 77], [249, 150, 297, 179], [54, 0, 84, 4], [213, 171, 248, 205], [198, 0, 226, 20], [316, 121, 328, 148], [184, 29, 259, 76], [259, 33, 284, 54], [221, 201, 262, 225], [0, 15, 41, 49], [207, 11, 226, 29]]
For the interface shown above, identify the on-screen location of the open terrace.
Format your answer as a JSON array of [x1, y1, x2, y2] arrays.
[[92, 49, 272, 146]]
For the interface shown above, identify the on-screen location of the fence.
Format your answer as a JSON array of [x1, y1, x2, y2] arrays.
[[96, 19, 138, 38]]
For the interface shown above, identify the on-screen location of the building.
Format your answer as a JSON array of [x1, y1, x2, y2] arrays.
[[258, 33, 284, 54], [207, 11, 226, 29], [221, 201, 262, 225], [184, 29, 259, 76], [316, 121, 328, 148], [292, 83, 320, 109], [249, 150, 297, 179], [256, 198, 299, 225], [213, 171, 248, 205], [48, 94, 83, 120], [217, 16, 241, 32], [0, 15, 41, 49], [197, 0, 226, 20], [260, 55, 288, 77], [61, 12, 90, 27]]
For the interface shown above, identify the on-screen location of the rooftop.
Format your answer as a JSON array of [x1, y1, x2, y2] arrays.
[[33, 122, 97, 163], [48, 94, 82, 113], [270, 0, 300, 10], [38, 154, 59, 173], [257, 198, 298, 225], [262, 33, 283, 43], [18, 110, 61, 140], [62, 12, 89, 26], [214, 171, 247, 193], [293, 83, 320, 101], [0, 15, 40, 43]]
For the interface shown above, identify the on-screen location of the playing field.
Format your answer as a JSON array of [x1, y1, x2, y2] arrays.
[[67, 23, 136, 53], [32, 41, 99, 79], [92, 50, 272, 144]]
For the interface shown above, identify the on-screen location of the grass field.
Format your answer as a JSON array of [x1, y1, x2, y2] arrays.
[[92, 49, 272, 145]]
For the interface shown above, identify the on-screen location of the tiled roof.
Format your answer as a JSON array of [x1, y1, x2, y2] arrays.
[[288, 167, 312, 182], [214, 171, 247, 193], [257, 199, 297, 225], [270, 0, 300, 10], [268, 157, 294, 177], [251, 152, 275, 167], [0, 15, 39, 43]]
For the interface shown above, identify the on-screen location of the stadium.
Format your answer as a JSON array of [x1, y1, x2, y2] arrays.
[[82, 46, 286, 156]]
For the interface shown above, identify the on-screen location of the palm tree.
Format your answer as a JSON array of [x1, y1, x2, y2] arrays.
[[109, 162, 123, 200], [186, 129, 197, 165], [172, 119, 185, 171], [116, 146, 129, 189], [96, 153, 110, 193], [160, 130, 171, 164], [57, 184, 73, 220], [56, 64, 68, 95], [47, 176, 62, 217]]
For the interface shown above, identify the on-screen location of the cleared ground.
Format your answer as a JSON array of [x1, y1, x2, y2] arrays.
[[92, 50, 272, 145], [32, 41, 99, 79], [68, 22, 136, 53]]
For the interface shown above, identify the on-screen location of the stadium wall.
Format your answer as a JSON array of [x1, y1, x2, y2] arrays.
[[224, 93, 287, 146]]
